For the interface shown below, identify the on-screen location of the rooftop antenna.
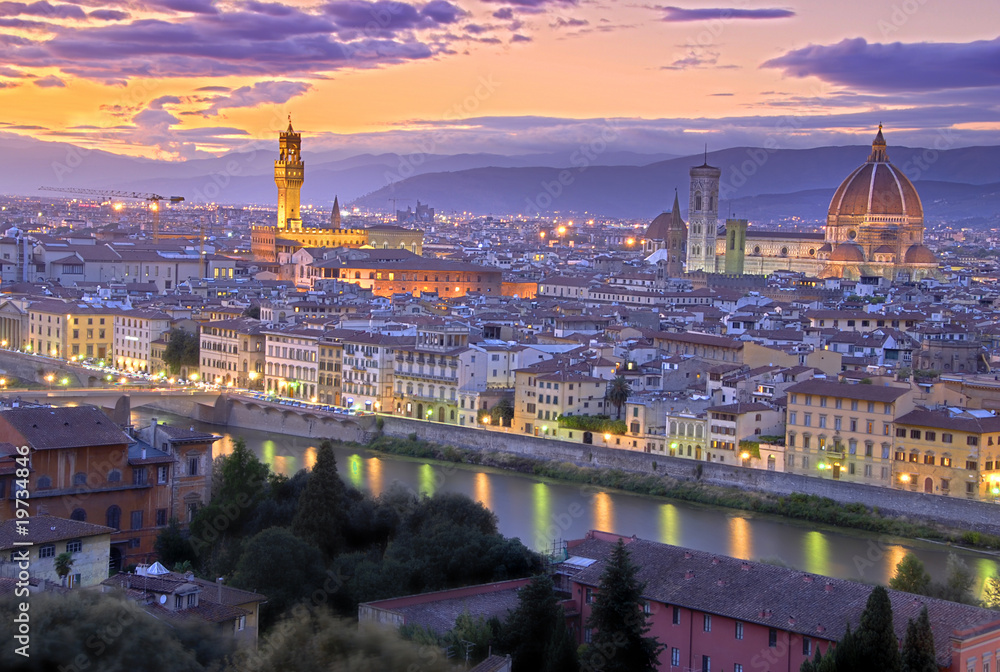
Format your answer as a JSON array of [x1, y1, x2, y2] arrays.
[[704, 144, 708, 164]]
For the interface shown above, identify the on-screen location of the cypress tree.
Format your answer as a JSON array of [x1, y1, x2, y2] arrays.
[[901, 607, 937, 672], [502, 574, 579, 672], [855, 586, 901, 672], [291, 439, 347, 560], [834, 623, 860, 672], [583, 539, 663, 672]]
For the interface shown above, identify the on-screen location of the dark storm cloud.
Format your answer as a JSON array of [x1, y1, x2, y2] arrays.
[[763, 36, 1000, 92], [660, 6, 795, 21]]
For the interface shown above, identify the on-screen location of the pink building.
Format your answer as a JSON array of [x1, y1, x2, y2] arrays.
[[562, 531, 1000, 672]]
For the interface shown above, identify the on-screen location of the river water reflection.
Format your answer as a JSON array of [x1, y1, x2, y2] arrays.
[[134, 410, 1000, 597]]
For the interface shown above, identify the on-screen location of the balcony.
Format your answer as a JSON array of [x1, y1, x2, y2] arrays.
[[395, 368, 458, 383]]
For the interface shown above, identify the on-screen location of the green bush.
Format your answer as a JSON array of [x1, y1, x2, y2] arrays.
[[556, 414, 627, 435]]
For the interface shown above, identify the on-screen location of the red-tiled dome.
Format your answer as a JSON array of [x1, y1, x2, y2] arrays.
[[829, 243, 865, 262], [828, 127, 923, 221], [904, 244, 937, 264]]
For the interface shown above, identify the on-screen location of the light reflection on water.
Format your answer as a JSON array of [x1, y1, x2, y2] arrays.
[[132, 409, 1000, 590]]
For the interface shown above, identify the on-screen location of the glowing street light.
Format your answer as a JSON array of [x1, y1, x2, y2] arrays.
[[740, 451, 751, 461], [899, 473, 911, 483]]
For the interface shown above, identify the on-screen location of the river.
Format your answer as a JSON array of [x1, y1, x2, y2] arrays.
[[132, 409, 1000, 598]]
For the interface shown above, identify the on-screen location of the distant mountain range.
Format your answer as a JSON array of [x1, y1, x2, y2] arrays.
[[3, 133, 998, 221], [354, 145, 1000, 221]]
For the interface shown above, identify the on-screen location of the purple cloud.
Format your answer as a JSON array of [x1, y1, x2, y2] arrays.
[[661, 6, 794, 21], [421, 0, 462, 24], [89, 9, 129, 20], [550, 16, 586, 28], [0, 1, 87, 19], [0, 81, 19, 88], [322, 0, 460, 32], [510, 33, 530, 42], [33, 74, 64, 86], [199, 80, 311, 115], [195, 84, 231, 92], [479, 0, 574, 6], [763, 36, 1000, 92], [492, 7, 512, 19], [145, 0, 218, 15]]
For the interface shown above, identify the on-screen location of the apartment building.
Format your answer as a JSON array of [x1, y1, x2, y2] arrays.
[[512, 359, 610, 441], [893, 407, 1000, 500], [341, 332, 402, 411], [112, 309, 172, 373], [199, 318, 266, 389], [263, 326, 323, 400], [563, 531, 1000, 672], [705, 402, 785, 465], [27, 299, 115, 361], [318, 329, 349, 406], [784, 379, 915, 485], [392, 324, 487, 425]]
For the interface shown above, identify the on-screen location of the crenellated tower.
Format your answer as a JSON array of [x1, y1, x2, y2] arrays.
[[275, 117, 304, 230]]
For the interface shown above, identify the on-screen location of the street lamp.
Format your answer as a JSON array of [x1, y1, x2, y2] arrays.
[[603, 432, 611, 448], [45, 373, 54, 389]]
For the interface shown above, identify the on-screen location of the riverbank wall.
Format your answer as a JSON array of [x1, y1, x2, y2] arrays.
[[379, 416, 1000, 537]]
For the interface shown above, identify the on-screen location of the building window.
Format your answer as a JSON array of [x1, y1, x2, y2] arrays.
[[157, 466, 169, 484], [188, 457, 199, 476], [70, 508, 86, 522], [672, 606, 681, 625], [107, 506, 121, 530], [704, 614, 711, 632], [735, 621, 744, 640], [702, 655, 711, 672], [769, 629, 777, 647], [175, 595, 183, 609], [671, 648, 681, 666], [133, 467, 147, 486], [187, 594, 196, 607], [237, 615, 246, 631], [803, 637, 812, 656], [585, 588, 593, 604], [39, 544, 55, 559], [584, 628, 592, 644], [130, 510, 143, 530], [156, 509, 167, 527], [66, 539, 82, 553]]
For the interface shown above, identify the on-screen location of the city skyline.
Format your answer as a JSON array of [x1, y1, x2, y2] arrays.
[[0, 1, 997, 161]]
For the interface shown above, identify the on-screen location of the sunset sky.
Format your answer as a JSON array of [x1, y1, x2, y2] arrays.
[[0, 0, 997, 160]]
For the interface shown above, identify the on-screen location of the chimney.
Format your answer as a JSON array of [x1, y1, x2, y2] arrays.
[[684, 571, 695, 580], [141, 446, 146, 460], [150, 417, 158, 450], [824, 582, 834, 593], [740, 562, 751, 571]]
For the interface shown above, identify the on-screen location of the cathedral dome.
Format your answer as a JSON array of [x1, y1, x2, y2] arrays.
[[645, 212, 673, 241], [830, 242, 865, 262], [904, 244, 937, 264], [828, 126, 923, 221]]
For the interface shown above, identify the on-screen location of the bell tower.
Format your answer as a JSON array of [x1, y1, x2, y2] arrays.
[[275, 117, 304, 230], [687, 156, 721, 273]]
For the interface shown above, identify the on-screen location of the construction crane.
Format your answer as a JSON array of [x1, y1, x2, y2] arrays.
[[38, 187, 184, 242]]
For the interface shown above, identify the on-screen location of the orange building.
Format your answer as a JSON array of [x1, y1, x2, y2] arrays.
[[0, 406, 217, 570], [315, 256, 502, 298]]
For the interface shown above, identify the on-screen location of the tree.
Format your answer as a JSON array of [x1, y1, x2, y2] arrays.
[[901, 607, 936, 672], [189, 437, 272, 574], [502, 574, 579, 672], [292, 439, 347, 560], [230, 527, 326, 629], [889, 553, 931, 596], [606, 376, 632, 420], [984, 575, 1000, 609], [937, 552, 977, 605], [855, 586, 901, 672], [226, 606, 454, 672], [0, 591, 232, 672], [154, 518, 196, 569], [54, 552, 74, 586], [242, 304, 260, 319], [162, 329, 199, 375], [583, 539, 663, 672], [491, 397, 515, 427]]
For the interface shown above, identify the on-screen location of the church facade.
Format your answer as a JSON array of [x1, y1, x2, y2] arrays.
[[645, 127, 939, 281]]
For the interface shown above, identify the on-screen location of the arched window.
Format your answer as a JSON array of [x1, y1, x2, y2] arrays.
[[106, 505, 121, 530], [695, 192, 703, 210], [70, 508, 86, 522], [107, 469, 121, 483], [73, 472, 87, 486], [37, 475, 52, 489]]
